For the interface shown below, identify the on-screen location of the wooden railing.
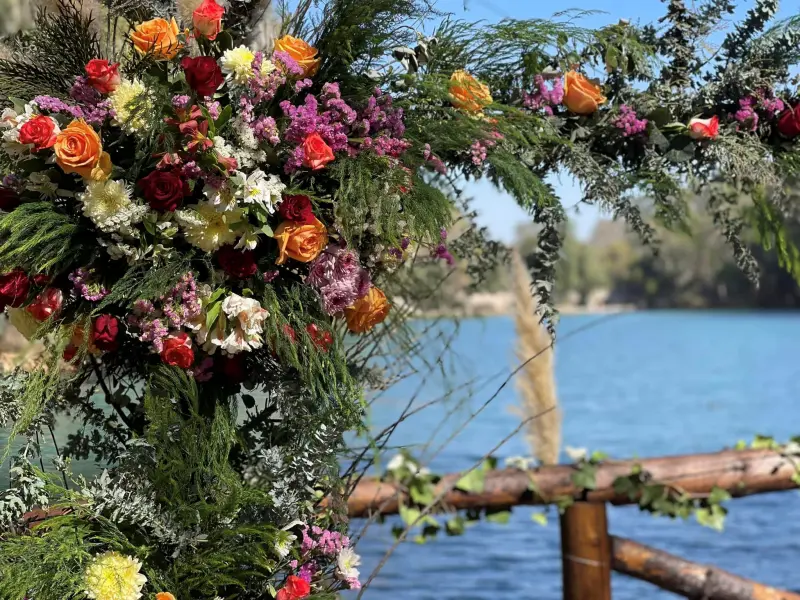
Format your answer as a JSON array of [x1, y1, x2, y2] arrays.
[[346, 448, 800, 600]]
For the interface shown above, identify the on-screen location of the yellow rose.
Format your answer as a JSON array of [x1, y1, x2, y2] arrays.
[[131, 17, 183, 60], [344, 286, 390, 333], [274, 35, 321, 77], [449, 70, 492, 113], [273, 217, 329, 264], [563, 71, 606, 115], [54, 120, 110, 180]]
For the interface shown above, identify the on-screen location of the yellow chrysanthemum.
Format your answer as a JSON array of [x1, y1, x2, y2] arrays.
[[220, 46, 256, 85], [84, 551, 147, 600], [109, 80, 150, 133], [177, 201, 242, 253], [80, 180, 146, 233]]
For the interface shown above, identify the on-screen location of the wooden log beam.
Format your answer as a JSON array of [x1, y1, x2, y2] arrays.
[[561, 503, 612, 600], [347, 448, 799, 517], [611, 535, 800, 600]]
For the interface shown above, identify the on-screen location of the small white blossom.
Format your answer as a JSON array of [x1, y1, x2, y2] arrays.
[[25, 172, 58, 198], [237, 169, 285, 212], [274, 531, 297, 558], [336, 547, 362, 583]]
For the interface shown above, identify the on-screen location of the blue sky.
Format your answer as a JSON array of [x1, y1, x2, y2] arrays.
[[435, 0, 800, 242]]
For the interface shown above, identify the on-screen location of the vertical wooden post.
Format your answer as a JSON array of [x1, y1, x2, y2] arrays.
[[560, 502, 612, 600]]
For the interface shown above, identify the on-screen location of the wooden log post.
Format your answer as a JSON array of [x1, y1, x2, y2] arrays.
[[611, 536, 800, 600], [560, 502, 612, 600]]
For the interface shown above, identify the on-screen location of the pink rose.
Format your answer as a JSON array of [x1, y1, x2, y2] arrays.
[[688, 116, 719, 140]]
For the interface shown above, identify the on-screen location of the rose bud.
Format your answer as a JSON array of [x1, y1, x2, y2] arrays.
[[92, 314, 120, 352], [688, 116, 719, 140], [193, 0, 225, 41], [85, 59, 121, 94], [0, 269, 30, 311], [160, 332, 194, 369], [138, 169, 190, 212], [302, 133, 335, 170], [217, 245, 258, 279], [181, 56, 224, 97], [26, 288, 63, 321]]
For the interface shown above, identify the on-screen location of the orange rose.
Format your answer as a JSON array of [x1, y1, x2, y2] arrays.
[[449, 70, 492, 113], [344, 286, 390, 333], [274, 35, 321, 77], [54, 120, 111, 181], [302, 132, 335, 170], [156, 594, 177, 600], [131, 17, 183, 60], [563, 71, 606, 115], [273, 217, 329, 264]]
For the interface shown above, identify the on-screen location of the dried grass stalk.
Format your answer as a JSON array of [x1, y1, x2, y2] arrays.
[[512, 248, 561, 465]]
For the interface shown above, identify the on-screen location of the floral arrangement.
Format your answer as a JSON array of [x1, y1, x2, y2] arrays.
[[1, 0, 800, 598]]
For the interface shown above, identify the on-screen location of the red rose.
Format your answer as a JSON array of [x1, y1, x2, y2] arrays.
[[18, 115, 58, 151], [276, 576, 311, 600], [138, 169, 190, 212], [778, 105, 800, 138], [193, 0, 225, 41], [217, 245, 258, 279], [92, 314, 119, 352], [26, 288, 63, 321], [279, 194, 315, 224], [220, 354, 246, 383], [161, 332, 194, 369], [181, 56, 224, 97], [0, 186, 21, 211], [0, 269, 30, 310], [306, 323, 333, 352], [85, 59, 121, 94], [32, 273, 51, 286], [302, 133, 335, 170]]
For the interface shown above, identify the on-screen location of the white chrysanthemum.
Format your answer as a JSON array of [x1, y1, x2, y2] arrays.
[[260, 59, 276, 77], [109, 80, 150, 133], [84, 551, 147, 600], [274, 531, 297, 558], [7, 307, 40, 340], [220, 46, 256, 85], [176, 201, 242, 252], [79, 180, 147, 233], [336, 547, 362, 583]]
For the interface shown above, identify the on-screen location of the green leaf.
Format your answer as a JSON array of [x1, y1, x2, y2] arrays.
[[399, 504, 422, 527], [695, 504, 726, 531], [455, 468, 485, 494], [647, 107, 672, 128], [751, 434, 778, 450], [531, 512, 548, 526], [570, 463, 598, 490], [483, 456, 498, 470], [708, 486, 731, 505], [216, 31, 234, 53], [205, 301, 222, 330], [485, 509, 511, 524], [409, 480, 435, 506], [261, 223, 274, 237], [206, 287, 226, 304], [215, 105, 233, 131], [445, 516, 466, 536]]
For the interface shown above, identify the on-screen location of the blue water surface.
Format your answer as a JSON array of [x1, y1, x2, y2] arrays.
[[352, 312, 800, 599]]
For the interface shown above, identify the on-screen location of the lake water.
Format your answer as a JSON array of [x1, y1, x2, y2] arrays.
[[4, 312, 800, 598], [353, 312, 800, 599]]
